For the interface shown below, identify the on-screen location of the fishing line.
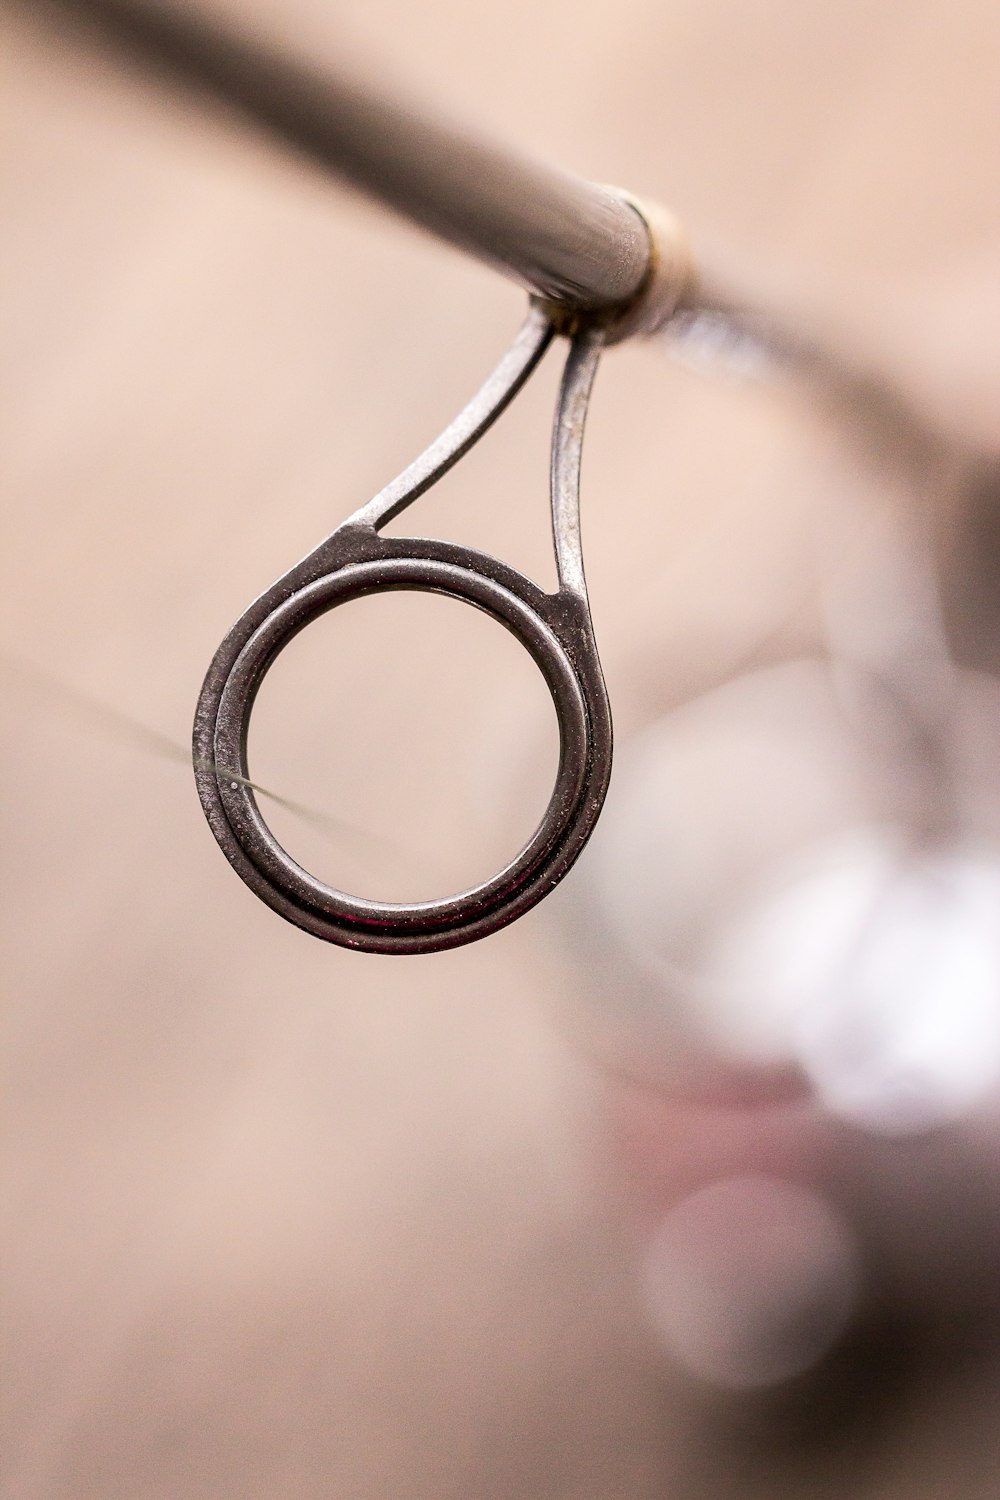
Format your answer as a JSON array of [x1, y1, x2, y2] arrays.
[[0, 651, 405, 863]]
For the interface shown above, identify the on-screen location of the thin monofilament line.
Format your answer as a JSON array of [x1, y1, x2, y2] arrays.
[[0, 651, 412, 865]]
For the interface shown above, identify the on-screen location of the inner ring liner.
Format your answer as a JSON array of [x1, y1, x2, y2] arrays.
[[213, 558, 592, 935]]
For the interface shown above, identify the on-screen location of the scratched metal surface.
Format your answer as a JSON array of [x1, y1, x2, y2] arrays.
[[2, 2, 1000, 1496]]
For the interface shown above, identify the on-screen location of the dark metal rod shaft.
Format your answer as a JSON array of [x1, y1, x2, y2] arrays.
[[29, 0, 651, 313], [19, 0, 984, 476]]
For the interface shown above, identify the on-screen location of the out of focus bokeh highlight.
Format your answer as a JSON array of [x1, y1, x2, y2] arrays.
[[3, 1, 1000, 1496]]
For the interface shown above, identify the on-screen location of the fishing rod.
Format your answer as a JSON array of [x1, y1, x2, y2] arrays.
[[24, 0, 696, 330], [15, 0, 983, 954], [21, 0, 963, 430]]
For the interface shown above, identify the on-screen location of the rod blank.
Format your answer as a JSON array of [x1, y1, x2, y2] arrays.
[[30, 0, 652, 313]]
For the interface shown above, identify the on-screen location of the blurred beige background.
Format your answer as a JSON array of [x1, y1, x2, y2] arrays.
[[2, 2, 1000, 1496]]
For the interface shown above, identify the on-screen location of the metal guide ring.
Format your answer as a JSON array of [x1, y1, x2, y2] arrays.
[[193, 305, 612, 953]]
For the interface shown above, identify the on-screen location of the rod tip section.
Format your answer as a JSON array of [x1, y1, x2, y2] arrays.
[[603, 192, 698, 344]]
